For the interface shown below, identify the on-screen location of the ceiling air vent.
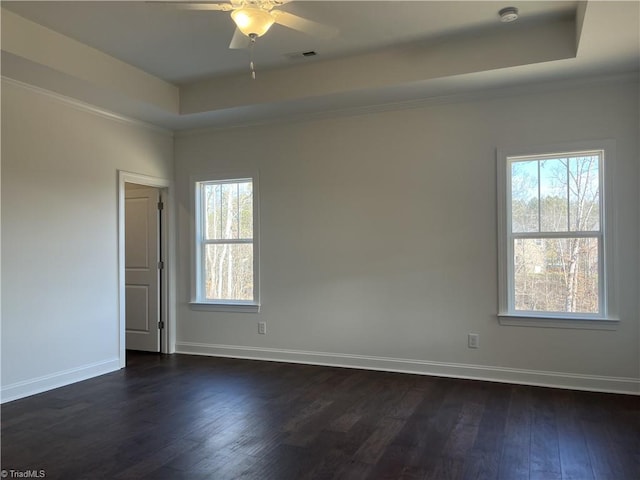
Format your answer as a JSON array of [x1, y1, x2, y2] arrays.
[[285, 50, 318, 61]]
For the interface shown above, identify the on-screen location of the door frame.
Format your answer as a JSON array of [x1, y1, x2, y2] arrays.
[[118, 171, 173, 367]]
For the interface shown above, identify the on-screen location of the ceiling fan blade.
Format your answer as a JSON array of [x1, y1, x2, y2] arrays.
[[152, 2, 233, 11], [272, 11, 338, 39], [229, 28, 251, 49]]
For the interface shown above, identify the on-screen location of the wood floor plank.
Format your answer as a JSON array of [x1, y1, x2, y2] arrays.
[[2, 351, 638, 480], [426, 455, 466, 480], [529, 387, 562, 480], [553, 390, 595, 480], [442, 399, 485, 460], [370, 443, 417, 480], [353, 417, 406, 465], [497, 386, 531, 480], [461, 382, 511, 479]]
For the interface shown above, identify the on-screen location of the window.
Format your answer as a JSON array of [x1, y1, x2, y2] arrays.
[[192, 175, 259, 310], [497, 142, 617, 325]]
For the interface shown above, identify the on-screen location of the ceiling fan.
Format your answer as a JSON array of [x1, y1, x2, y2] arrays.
[[159, 0, 338, 49]]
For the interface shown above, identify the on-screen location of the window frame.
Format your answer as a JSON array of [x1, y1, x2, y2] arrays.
[[190, 171, 260, 312], [497, 141, 618, 329]]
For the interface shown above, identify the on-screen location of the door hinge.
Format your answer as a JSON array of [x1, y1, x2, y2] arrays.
[[158, 261, 164, 270], [157, 201, 164, 211], [158, 321, 165, 330]]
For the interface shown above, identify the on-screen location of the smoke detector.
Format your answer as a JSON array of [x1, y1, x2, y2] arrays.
[[499, 7, 519, 23]]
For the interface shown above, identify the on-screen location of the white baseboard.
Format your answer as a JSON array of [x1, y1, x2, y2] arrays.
[[176, 342, 639, 395], [1, 358, 121, 404], [4, 346, 636, 403]]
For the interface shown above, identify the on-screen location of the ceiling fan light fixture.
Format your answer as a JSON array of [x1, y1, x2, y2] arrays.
[[231, 7, 275, 37]]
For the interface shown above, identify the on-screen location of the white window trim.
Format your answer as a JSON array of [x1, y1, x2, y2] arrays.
[[189, 171, 260, 312], [496, 140, 619, 328]]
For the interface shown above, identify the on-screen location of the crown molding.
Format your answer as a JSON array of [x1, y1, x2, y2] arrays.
[[1, 76, 173, 137], [176, 70, 639, 138], [3, 69, 636, 138]]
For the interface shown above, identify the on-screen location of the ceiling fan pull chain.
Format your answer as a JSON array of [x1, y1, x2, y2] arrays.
[[249, 33, 257, 80]]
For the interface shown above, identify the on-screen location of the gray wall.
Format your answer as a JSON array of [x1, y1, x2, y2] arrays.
[[175, 76, 639, 393], [1, 79, 174, 401]]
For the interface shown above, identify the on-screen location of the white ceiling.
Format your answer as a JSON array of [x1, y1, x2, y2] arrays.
[[3, 1, 579, 83], [1, 1, 638, 130]]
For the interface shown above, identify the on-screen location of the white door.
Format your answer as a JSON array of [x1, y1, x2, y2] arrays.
[[125, 185, 161, 352]]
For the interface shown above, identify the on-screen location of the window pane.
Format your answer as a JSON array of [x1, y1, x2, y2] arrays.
[[513, 237, 599, 314], [511, 161, 538, 232], [221, 183, 238, 239], [203, 181, 252, 240], [540, 158, 568, 232], [203, 183, 220, 239], [204, 243, 253, 301], [239, 182, 253, 239], [569, 155, 600, 231]]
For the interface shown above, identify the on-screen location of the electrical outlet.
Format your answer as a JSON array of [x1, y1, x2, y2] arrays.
[[258, 322, 266, 335], [468, 333, 479, 349]]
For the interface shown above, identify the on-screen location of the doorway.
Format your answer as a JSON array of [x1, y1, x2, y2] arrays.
[[118, 171, 171, 367]]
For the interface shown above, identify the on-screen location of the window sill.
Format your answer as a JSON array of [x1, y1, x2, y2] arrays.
[[189, 302, 261, 313], [498, 313, 619, 330]]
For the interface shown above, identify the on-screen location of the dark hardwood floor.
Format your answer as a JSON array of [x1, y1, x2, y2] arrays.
[[2, 352, 638, 479]]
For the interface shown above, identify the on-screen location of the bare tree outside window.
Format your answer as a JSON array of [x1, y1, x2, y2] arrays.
[[509, 153, 601, 314]]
